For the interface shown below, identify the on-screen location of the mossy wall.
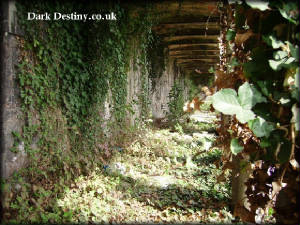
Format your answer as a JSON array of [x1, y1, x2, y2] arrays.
[[0, 0, 191, 179]]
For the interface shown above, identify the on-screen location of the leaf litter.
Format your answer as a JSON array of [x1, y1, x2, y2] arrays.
[[56, 119, 236, 224]]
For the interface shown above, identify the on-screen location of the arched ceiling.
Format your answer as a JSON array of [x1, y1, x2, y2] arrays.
[[151, 0, 220, 79]]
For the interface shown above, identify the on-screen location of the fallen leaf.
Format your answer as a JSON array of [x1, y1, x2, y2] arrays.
[[216, 172, 226, 183], [234, 202, 255, 223]]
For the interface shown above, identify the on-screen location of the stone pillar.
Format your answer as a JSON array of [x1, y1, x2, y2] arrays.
[[0, 0, 26, 179]]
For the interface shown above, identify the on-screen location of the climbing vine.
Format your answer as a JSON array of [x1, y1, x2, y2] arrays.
[[167, 80, 185, 125], [212, 1, 299, 223], [2, 1, 156, 223]]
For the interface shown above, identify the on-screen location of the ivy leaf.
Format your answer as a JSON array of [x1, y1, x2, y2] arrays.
[[278, 1, 299, 25], [238, 82, 267, 110], [230, 57, 240, 67], [236, 109, 256, 124], [257, 80, 272, 97], [260, 137, 271, 148], [269, 59, 285, 71], [212, 88, 255, 123], [230, 138, 243, 155], [245, 0, 270, 11], [248, 117, 275, 138], [274, 50, 288, 60], [262, 35, 283, 48], [212, 89, 241, 115], [291, 104, 300, 131], [288, 42, 299, 61], [226, 29, 236, 41], [208, 66, 215, 74]]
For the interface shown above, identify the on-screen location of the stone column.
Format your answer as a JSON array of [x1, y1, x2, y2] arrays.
[[0, 0, 26, 180]]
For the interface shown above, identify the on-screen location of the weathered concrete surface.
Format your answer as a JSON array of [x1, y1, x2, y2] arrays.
[[0, 0, 218, 179], [149, 57, 188, 119], [1, 0, 26, 179], [126, 56, 143, 126]]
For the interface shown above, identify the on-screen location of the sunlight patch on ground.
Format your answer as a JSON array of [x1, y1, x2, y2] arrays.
[[56, 122, 234, 223]]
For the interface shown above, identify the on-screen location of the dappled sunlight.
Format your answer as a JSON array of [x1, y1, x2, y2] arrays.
[[55, 120, 233, 223], [3, 0, 298, 223]]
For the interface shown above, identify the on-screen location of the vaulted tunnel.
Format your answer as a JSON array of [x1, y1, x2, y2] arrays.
[[2, 0, 299, 224], [0, 0, 263, 224], [149, 0, 221, 85]]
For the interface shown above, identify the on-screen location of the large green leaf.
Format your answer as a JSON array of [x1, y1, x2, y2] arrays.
[[288, 43, 299, 61], [212, 89, 241, 115], [245, 0, 270, 11], [262, 35, 284, 49], [248, 117, 275, 138], [274, 50, 288, 60], [236, 109, 256, 124], [230, 138, 243, 155], [212, 88, 256, 123], [278, 1, 299, 25], [238, 82, 267, 110], [269, 58, 286, 71]]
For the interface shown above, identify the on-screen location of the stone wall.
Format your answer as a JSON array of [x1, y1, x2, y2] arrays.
[[126, 57, 143, 126], [0, 0, 27, 179], [0, 1, 190, 179], [149, 57, 189, 119]]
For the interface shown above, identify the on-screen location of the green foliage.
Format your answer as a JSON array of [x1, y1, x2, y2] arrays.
[[270, 1, 299, 25], [264, 38, 299, 71], [226, 29, 236, 41], [248, 117, 275, 138], [223, 0, 299, 167], [214, 1, 300, 222], [208, 66, 215, 74], [212, 82, 267, 123], [215, 1, 299, 178], [54, 124, 232, 223], [230, 138, 244, 155], [184, 78, 198, 101], [238, 82, 267, 109], [245, 0, 270, 11], [167, 81, 185, 124], [243, 47, 275, 80], [174, 123, 184, 135], [6, 1, 157, 224]]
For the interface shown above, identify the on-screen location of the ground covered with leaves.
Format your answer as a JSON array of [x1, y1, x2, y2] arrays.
[[55, 119, 235, 224], [3, 111, 240, 224]]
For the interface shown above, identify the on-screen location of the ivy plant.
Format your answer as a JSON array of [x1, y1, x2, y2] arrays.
[[212, 82, 267, 124]]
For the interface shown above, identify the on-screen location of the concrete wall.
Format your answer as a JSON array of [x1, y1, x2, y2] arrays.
[[126, 57, 143, 125], [149, 57, 188, 119], [0, 1, 190, 179], [0, 0, 27, 179]]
